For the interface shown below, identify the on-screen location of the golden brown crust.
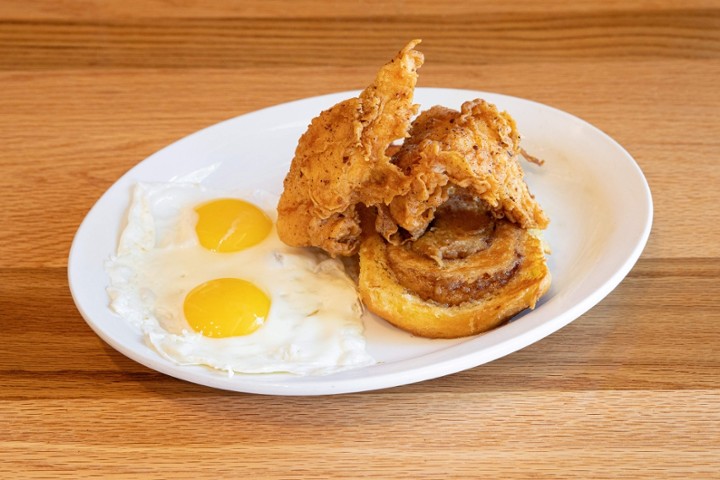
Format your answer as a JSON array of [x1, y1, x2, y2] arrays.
[[276, 40, 424, 256], [357, 205, 551, 339], [385, 99, 549, 242], [276, 40, 552, 339]]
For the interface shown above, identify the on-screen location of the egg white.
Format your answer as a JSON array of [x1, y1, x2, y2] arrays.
[[105, 182, 375, 376]]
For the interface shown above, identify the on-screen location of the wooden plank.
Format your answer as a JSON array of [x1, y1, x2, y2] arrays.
[[0, 10, 718, 70], [1, 391, 718, 478], [2, 0, 719, 20]]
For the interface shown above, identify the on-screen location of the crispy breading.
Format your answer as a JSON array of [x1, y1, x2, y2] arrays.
[[275, 40, 552, 338], [276, 39, 424, 256], [386, 99, 549, 241]]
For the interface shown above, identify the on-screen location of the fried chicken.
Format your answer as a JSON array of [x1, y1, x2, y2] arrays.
[[278, 40, 547, 256], [276, 40, 552, 339], [276, 39, 424, 256], [384, 99, 549, 242]]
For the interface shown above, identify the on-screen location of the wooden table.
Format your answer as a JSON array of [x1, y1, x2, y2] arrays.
[[3, 1, 719, 477]]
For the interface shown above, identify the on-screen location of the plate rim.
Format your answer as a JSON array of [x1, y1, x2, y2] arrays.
[[68, 87, 653, 396]]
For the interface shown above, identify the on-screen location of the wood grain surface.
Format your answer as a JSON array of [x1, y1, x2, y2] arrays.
[[2, 1, 719, 478]]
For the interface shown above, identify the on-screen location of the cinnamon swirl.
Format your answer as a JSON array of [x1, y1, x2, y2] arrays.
[[358, 197, 551, 338]]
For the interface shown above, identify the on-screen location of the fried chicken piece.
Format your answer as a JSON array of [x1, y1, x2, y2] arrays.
[[277, 39, 424, 256], [386, 99, 549, 241]]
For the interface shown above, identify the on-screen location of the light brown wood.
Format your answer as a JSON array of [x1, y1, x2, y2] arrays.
[[1, 10, 718, 69], [1, 1, 719, 478]]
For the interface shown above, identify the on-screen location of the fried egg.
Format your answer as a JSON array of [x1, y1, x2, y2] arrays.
[[105, 182, 375, 376]]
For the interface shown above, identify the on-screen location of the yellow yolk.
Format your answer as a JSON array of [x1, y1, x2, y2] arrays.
[[183, 278, 270, 338], [194, 198, 271, 252]]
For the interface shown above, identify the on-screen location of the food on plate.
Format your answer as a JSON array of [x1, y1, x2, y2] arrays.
[[382, 99, 549, 243], [277, 39, 424, 257], [105, 182, 374, 375], [359, 191, 551, 338], [277, 39, 551, 338]]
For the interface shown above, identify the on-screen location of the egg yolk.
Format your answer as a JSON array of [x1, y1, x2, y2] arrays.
[[194, 198, 271, 253], [183, 278, 270, 338]]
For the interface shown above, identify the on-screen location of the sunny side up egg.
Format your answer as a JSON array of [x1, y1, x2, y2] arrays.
[[105, 182, 375, 376]]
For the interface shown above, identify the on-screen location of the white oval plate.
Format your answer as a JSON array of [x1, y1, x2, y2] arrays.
[[69, 88, 652, 396]]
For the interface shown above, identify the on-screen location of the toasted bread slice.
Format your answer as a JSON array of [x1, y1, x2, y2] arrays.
[[357, 211, 551, 339]]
